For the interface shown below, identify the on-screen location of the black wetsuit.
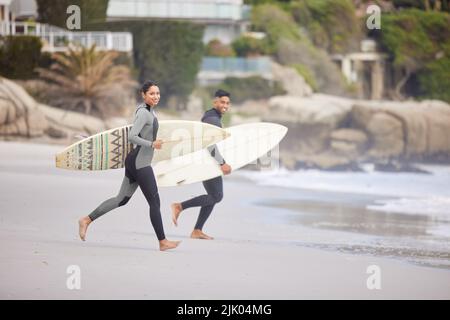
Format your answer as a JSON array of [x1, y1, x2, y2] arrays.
[[88, 103, 165, 241], [180, 108, 225, 230]]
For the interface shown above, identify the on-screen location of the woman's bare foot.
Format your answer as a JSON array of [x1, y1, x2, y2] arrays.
[[190, 229, 214, 240], [78, 216, 92, 241], [171, 203, 183, 226], [159, 239, 181, 251]]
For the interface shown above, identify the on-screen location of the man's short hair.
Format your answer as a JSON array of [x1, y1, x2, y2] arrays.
[[214, 89, 230, 98]]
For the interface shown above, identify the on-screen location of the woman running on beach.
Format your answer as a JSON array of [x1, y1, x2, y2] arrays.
[[78, 80, 180, 251]]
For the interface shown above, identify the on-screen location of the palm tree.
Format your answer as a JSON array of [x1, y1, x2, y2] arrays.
[[38, 44, 137, 117]]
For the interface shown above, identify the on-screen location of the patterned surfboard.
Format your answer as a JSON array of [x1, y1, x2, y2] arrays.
[[55, 120, 229, 171]]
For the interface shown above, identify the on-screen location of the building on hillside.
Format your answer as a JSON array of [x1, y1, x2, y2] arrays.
[[332, 39, 387, 100], [106, 0, 250, 44]]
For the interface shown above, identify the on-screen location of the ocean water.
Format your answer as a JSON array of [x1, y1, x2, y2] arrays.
[[236, 165, 450, 268], [238, 164, 450, 221]]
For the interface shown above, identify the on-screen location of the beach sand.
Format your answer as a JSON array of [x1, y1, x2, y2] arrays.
[[0, 141, 449, 299]]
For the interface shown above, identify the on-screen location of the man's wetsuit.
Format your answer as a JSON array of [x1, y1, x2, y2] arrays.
[[179, 108, 225, 230], [88, 103, 165, 240]]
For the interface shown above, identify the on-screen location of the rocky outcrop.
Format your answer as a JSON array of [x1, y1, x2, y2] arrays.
[[38, 103, 106, 137], [0, 77, 130, 144], [0, 77, 48, 137], [330, 128, 368, 157], [264, 94, 450, 169], [268, 94, 353, 125], [271, 62, 313, 97], [351, 100, 450, 160]]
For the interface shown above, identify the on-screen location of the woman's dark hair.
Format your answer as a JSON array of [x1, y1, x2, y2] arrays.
[[141, 80, 157, 94]]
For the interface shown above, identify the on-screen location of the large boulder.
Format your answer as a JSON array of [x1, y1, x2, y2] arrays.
[[351, 100, 450, 160], [38, 103, 105, 135], [268, 94, 353, 126], [263, 93, 450, 169], [366, 113, 404, 159], [0, 77, 47, 137], [266, 94, 354, 158], [296, 151, 357, 170], [330, 128, 368, 145], [0, 77, 120, 143], [330, 128, 368, 157], [415, 100, 450, 157]]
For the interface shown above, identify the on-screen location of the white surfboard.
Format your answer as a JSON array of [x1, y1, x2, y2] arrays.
[[153, 122, 288, 186], [55, 120, 230, 170]]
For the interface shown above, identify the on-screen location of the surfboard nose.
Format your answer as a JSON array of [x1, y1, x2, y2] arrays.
[[278, 124, 288, 137]]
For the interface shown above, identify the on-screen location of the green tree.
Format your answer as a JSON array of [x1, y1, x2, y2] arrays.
[[251, 3, 302, 54], [91, 21, 204, 108], [244, 0, 293, 4], [377, 9, 450, 99], [250, 4, 347, 95], [0, 36, 44, 79], [392, 0, 450, 12], [36, 0, 109, 29], [291, 0, 361, 54], [232, 36, 268, 57], [418, 55, 450, 102], [38, 45, 136, 117]]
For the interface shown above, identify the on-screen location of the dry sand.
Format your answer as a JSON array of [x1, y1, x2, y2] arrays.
[[0, 141, 449, 299]]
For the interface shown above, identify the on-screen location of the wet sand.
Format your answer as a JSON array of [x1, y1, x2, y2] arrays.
[[260, 196, 450, 269]]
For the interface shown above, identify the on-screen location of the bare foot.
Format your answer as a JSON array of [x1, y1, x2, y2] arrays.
[[171, 203, 183, 226], [190, 229, 214, 240], [78, 216, 92, 241], [159, 239, 181, 251]]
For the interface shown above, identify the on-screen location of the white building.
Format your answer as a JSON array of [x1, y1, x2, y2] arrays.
[[332, 39, 387, 100], [106, 0, 250, 44], [0, 0, 36, 23], [0, 0, 133, 53]]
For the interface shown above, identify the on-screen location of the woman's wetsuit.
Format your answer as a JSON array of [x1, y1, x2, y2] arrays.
[[88, 103, 165, 240]]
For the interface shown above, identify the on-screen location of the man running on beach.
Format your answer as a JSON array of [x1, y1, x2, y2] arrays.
[[170, 89, 232, 239]]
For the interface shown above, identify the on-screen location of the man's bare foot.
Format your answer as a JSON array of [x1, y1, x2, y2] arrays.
[[190, 229, 214, 240], [159, 239, 181, 251], [171, 203, 183, 226], [78, 216, 92, 241]]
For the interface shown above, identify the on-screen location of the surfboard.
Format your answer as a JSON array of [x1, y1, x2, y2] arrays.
[[55, 120, 230, 170], [153, 122, 288, 187]]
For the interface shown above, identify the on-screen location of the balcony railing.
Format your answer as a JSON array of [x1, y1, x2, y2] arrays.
[[201, 56, 271, 74], [107, 0, 249, 21], [0, 21, 133, 53], [198, 56, 272, 85]]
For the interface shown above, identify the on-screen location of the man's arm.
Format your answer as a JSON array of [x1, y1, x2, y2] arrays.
[[206, 144, 226, 165], [202, 115, 226, 165]]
